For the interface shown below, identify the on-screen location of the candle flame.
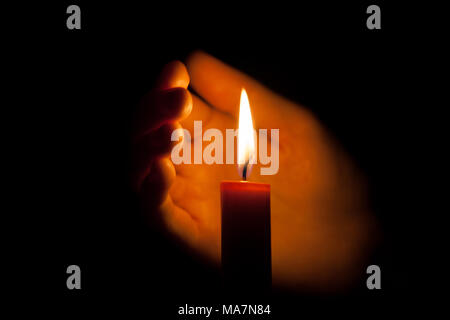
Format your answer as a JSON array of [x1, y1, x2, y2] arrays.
[[238, 88, 255, 180]]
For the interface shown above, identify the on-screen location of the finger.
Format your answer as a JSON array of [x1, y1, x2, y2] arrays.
[[134, 87, 192, 140], [140, 157, 176, 206], [179, 94, 213, 138], [133, 60, 191, 139], [131, 122, 181, 191], [155, 60, 190, 90], [186, 51, 286, 127]]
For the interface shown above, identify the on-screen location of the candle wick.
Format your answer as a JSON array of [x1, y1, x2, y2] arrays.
[[243, 160, 249, 181]]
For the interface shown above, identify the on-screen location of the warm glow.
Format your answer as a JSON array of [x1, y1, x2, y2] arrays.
[[238, 88, 256, 179]]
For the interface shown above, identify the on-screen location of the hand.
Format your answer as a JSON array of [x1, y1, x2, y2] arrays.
[[132, 52, 376, 292]]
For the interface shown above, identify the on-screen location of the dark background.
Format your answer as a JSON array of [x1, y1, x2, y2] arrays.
[[12, 1, 432, 317]]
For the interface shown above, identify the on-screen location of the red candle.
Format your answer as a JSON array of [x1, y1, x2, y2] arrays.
[[221, 181, 271, 291], [220, 89, 272, 292]]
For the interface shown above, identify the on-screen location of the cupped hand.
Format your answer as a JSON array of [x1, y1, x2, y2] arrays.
[[132, 52, 376, 292]]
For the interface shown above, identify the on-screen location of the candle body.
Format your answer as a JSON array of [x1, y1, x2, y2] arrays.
[[220, 181, 271, 293]]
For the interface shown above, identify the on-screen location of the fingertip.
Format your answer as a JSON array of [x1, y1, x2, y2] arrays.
[[157, 87, 192, 121], [145, 121, 182, 155], [156, 60, 190, 90], [131, 121, 181, 192], [154, 157, 176, 189], [141, 157, 176, 207], [175, 88, 193, 120]]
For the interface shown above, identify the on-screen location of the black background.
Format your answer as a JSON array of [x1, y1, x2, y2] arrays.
[[10, 1, 432, 317]]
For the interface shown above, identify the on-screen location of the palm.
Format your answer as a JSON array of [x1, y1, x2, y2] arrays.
[[156, 52, 374, 290]]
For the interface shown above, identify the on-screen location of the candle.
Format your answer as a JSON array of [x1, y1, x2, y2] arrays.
[[220, 89, 271, 293]]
